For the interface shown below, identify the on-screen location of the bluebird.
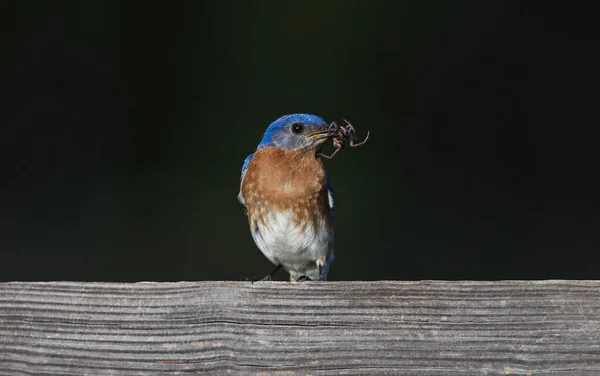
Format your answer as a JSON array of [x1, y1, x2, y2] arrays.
[[238, 114, 335, 281]]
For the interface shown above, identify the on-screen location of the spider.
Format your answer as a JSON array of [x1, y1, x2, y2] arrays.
[[318, 119, 370, 159]]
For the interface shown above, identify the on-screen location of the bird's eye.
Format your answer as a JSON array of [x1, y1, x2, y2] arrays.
[[291, 123, 304, 134]]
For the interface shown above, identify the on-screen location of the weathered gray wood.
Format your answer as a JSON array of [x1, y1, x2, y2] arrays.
[[0, 281, 599, 375]]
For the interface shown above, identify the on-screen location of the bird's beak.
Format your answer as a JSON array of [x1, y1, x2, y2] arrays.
[[306, 130, 331, 141]]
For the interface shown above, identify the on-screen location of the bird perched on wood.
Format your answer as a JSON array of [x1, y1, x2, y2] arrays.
[[238, 114, 335, 282]]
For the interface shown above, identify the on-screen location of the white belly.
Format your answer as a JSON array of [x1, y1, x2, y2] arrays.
[[251, 209, 333, 280]]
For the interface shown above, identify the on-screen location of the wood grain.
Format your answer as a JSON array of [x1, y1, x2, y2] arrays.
[[1, 281, 599, 375]]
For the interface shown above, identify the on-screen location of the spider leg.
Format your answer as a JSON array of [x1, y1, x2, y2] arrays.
[[349, 130, 370, 147], [339, 126, 349, 140], [342, 119, 356, 133], [260, 264, 282, 281], [319, 143, 343, 159], [340, 120, 358, 144]]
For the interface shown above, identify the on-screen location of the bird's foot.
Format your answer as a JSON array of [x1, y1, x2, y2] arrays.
[[316, 259, 327, 281]]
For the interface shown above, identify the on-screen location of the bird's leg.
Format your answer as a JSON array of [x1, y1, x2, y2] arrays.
[[316, 257, 326, 281], [317, 265, 325, 281], [260, 264, 282, 281]]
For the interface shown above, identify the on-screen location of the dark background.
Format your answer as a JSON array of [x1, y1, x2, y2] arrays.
[[1, 2, 597, 282]]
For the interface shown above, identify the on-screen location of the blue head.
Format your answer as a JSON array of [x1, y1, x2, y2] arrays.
[[258, 114, 330, 151]]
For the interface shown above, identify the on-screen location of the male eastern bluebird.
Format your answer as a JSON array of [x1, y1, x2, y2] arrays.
[[238, 114, 335, 281]]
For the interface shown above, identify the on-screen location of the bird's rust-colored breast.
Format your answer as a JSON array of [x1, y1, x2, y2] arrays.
[[241, 146, 331, 229]]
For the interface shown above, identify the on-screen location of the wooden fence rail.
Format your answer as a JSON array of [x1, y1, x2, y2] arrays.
[[1, 281, 599, 375]]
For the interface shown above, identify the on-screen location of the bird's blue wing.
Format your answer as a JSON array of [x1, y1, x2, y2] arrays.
[[241, 153, 254, 180], [238, 153, 254, 206]]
